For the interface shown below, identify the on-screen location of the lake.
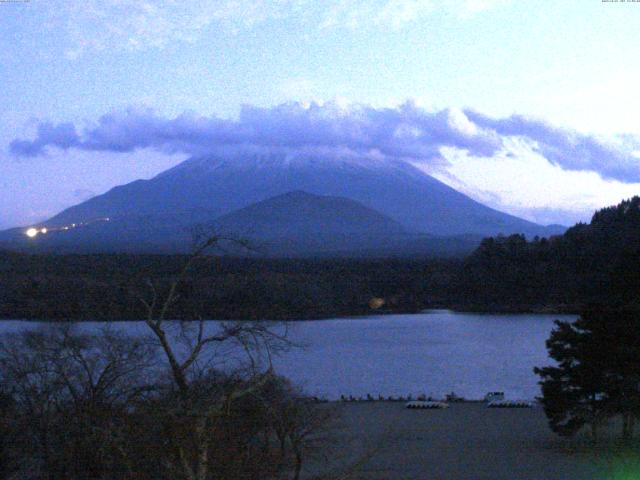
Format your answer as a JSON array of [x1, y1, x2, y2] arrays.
[[0, 310, 574, 401]]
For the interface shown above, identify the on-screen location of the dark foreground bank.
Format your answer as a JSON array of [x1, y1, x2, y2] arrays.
[[307, 402, 640, 480]]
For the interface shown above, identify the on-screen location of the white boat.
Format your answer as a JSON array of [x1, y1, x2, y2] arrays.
[[484, 391, 505, 403], [405, 401, 449, 409], [487, 400, 532, 408]]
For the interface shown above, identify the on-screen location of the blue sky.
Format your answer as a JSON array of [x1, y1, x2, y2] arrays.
[[2, 0, 640, 229]]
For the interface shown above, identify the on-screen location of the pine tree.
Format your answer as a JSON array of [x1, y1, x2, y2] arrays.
[[535, 308, 640, 441]]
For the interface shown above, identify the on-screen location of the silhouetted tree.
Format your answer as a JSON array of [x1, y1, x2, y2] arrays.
[[0, 325, 156, 479], [133, 232, 313, 480], [535, 308, 640, 441], [0, 323, 334, 479], [0, 386, 18, 479]]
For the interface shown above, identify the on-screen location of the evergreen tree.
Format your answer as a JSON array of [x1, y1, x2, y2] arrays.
[[535, 308, 640, 441]]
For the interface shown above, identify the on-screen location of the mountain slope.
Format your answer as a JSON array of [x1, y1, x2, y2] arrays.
[[212, 190, 413, 256], [0, 189, 484, 257], [215, 189, 406, 235], [45, 151, 563, 238], [0, 209, 216, 253]]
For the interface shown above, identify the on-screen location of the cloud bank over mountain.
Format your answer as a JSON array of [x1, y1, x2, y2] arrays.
[[8, 102, 500, 162], [465, 110, 640, 184], [10, 101, 639, 183]]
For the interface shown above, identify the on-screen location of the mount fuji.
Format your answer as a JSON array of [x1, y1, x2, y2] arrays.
[[1, 151, 564, 255]]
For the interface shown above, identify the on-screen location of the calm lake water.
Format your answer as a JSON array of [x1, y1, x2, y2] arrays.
[[0, 310, 575, 401]]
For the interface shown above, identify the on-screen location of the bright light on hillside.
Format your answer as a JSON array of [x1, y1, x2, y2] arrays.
[[25, 228, 38, 238]]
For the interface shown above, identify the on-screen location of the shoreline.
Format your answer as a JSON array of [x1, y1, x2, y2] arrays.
[[0, 305, 579, 323]]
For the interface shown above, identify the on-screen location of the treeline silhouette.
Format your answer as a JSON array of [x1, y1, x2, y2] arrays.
[[0, 254, 456, 320], [2, 196, 640, 320], [455, 196, 640, 312]]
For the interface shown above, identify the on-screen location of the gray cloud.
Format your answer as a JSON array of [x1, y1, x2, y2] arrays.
[[9, 102, 501, 162], [9, 102, 639, 183], [10, 122, 79, 157], [465, 110, 640, 182]]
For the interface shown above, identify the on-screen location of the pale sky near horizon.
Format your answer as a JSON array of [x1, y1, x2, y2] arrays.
[[2, 0, 640, 229]]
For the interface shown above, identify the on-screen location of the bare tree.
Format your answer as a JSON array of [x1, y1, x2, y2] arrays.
[[0, 232, 334, 480], [260, 376, 337, 480], [0, 324, 155, 479], [136, 232, 293, 480]]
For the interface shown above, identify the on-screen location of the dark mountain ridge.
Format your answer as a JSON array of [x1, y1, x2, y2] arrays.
[[45, 152, 562, 237], [213, 190, 411, 256], [0, 191, 483, 257], [1, 152, 564, 255]]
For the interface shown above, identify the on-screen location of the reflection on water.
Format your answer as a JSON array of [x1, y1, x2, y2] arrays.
[[0, 310, 575, 400]]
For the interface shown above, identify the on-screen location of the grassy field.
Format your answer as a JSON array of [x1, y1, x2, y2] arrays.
[[306, 402, 640, 480]]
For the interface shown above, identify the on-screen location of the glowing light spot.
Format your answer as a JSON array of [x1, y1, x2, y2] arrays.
[[25, 228, 38, 238], [369, 297, 385, 309], [40, 228, 48, 234]]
